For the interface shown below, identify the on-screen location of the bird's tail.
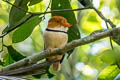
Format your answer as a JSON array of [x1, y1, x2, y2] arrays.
[[47, 55, 65, 71], [53, 61, 61, 71]]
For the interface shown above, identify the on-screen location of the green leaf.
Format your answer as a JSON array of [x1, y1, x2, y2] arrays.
[[3, 0, 29, 33], [33, 74, 42, 79], [0, 60, 3, 66], [116, 0, 120, 12], [4, 45, 25, 66], [46, 66, 54, 78], [9, 0, 29, 25], [33, 66, 54, 79], [78, 0, 92, 7], [7, 46, 25, 61], [29, 0, 43, 6], [3, 14, 33, 33], [99, 48, 120, 64], [51, 0, 81, 56], [12, 16, 42, 43], [3, 53, 15, 66], [99, 49, 116, 64], [98, 65, 120, 80]]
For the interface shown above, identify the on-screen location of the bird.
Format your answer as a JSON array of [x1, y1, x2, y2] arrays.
[[43, 16, 71, 71]]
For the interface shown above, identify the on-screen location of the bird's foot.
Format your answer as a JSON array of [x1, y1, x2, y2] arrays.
[[48, 48, 53, 52]]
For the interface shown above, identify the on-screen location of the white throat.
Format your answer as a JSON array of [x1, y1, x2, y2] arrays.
[[48, 26, 68, 32]]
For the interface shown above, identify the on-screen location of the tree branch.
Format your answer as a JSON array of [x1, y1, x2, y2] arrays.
[[0, 76, 30, 80], [0, 60, 58, 76], [0, 26, 120, 73]]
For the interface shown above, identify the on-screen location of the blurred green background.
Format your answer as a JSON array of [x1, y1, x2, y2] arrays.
[[1, 0, 120, 80]]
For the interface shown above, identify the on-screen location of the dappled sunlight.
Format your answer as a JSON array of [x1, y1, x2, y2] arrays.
[[82, 65, 98, 77], [90, 41, 110, 55], [81, 10, 102, 33], [93, 0, 100, 8], [16, 38, 35, 56], [101, 20, 107, 29], [75, 62, 85, 71], [101, 6, 111, 17], [75, 62, 98, 78], [82, 22, 102, 32]]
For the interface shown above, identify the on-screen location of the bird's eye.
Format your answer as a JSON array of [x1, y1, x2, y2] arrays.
[[56, 20, 60, 23]]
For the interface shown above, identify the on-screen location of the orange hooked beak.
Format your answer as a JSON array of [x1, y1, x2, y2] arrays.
[[64, 23, 71, 27]]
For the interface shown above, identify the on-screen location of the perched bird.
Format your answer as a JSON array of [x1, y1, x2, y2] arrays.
[[43, 16, 71, 71]]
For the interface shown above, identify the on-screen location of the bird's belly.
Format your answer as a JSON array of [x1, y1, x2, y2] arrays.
[[43, 31, 68, 49]]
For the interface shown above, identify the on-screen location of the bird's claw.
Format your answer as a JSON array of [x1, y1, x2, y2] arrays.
[[48, 48, 53, 52]]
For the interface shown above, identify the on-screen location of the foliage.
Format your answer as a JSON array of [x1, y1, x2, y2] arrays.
[[3, 0, 29, 33], [7, 46, 25, 61], [99, 47, 120, 64], [0, 0, 120, 80], [78, 0, 92, 7], [12, 16, 42, 43], [98, 65, 120, 80], [29, 0, 43, 6]]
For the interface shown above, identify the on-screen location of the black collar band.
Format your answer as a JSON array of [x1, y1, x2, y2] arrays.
[[46, 28, 67, 34]]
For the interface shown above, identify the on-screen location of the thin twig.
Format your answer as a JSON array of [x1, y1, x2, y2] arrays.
[[0, 32, 7, 38], [0, 38, 3, 52], [105, 21, 114, 50], [4, 0, 90, 16], [105, 21, 109, 29], [42, 0, 52, 20], [1, 0, 90, 39], [6, 14, 33, 34], [32, 7, 91, 16], [92, 7, 116, 28], [4, 0, 32, 14], [0, 1, 34, 40], [0, 37, 8, 52], [0, 7, 90, 38], [2, 1, 116, 39], [0, 14, 33, 39]]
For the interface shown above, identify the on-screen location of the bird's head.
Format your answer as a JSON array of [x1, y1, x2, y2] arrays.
[[48, 16, 71, 28]]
